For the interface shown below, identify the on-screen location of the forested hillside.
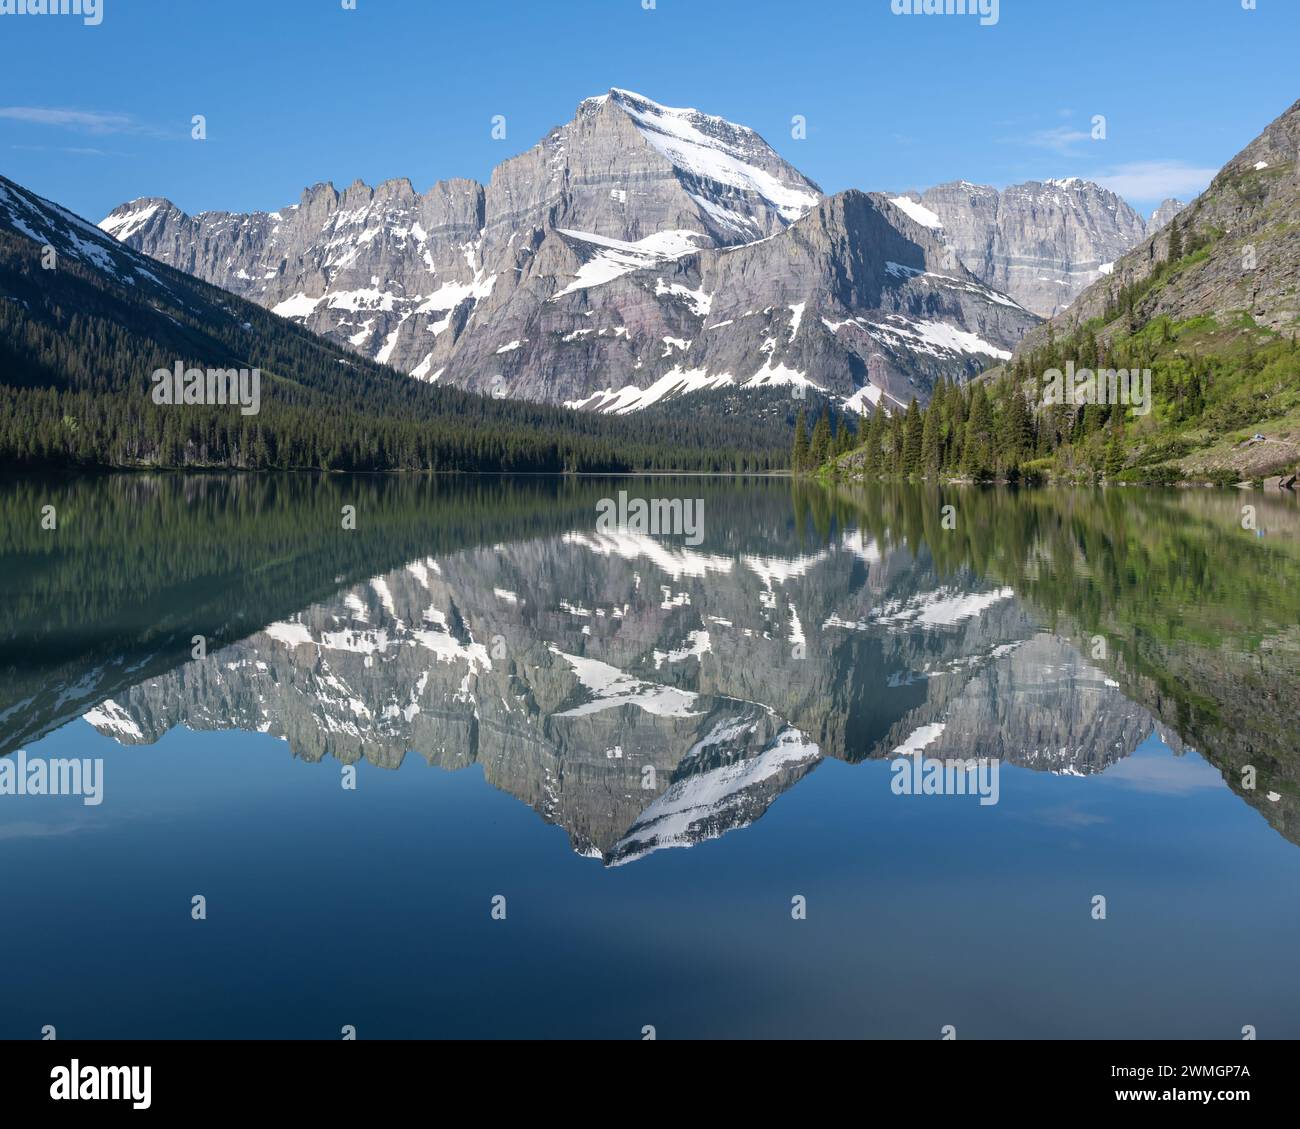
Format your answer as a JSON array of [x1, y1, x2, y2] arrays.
[[0, 175, 790, 473]]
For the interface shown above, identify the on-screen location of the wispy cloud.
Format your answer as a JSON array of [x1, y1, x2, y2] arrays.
[[0, 107, 162, 137], [1023, 125, 1093, 154], [0, 818, 100, 841], [9, 143, 124, 157], [1101, 751, 1223, 796], [1091, 160, 1216, 203], [1028, 805, 1111, 829], [1003, 112, 1217, 203]]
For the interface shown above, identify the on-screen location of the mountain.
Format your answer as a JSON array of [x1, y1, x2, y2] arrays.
[[1148, 197, 1188, 234], [560, 188, 1039, 414], [892, 178, 1164, 318], [1008, 97, 1300, 481], [0, 172, 792, 471], [102, 89, 1038, 415]]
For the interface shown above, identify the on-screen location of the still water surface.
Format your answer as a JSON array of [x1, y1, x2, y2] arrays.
[[2, 474, 1298, 1038]]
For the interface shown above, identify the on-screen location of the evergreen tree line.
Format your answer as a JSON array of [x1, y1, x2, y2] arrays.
[[797, 377, 1051, 481], [790, 403, 859, 473]]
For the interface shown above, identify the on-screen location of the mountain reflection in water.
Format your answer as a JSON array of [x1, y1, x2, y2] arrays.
[[3, 474, 1297, 861]]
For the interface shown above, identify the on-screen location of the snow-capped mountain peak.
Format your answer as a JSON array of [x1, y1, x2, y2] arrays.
[[599, 87, 821, 226], [97, 90, 1036, 416], [565, 87, 823, 244]]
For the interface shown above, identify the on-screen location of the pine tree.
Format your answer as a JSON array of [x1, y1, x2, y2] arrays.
[[809, 407, 832, 468], [1104, 420, 1126, 478], [931, 379, 949, 449], [792, 407, 809, 472], [963, 385, 994, 478], [903, 398, 923, 474], [921, 399, 942, 477], [888, 411, 905, 474], [946, 384, 968, 471], [836, 415, 856, 457], [863, 407, 885, 478], [1167, 217, 1183, 263], [1003, 387, 1033, 467]]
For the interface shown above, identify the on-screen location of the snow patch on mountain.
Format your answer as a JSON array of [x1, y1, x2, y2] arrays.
[[272, 293, 324, 319], [98, 202, 161, 242], [562, 530, 734, 581], [565, 367, 737, 413], [553, 228, 706, 299], [826, 586, 1016, 633], [843, 382, 886, 415], [867, 315, 1012, 361], [550, 646, 703, 719], [610, 89, 820, 224], [889, 195, 944, 230]]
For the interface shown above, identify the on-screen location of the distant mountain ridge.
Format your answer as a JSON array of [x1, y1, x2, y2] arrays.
[[892, 179, 1184, 318], [101, 88, 1039, 415]]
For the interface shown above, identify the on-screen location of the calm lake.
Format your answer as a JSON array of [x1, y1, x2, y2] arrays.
[[2, 474, 1298, 1039]]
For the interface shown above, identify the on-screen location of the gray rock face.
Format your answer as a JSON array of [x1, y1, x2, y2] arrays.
[[99, 177, 489, 379], [101, 89, 1036, 413], [503, 189, 1039, 413], [1148, 197, 1188, 234], [898, 179, 1153, 318]]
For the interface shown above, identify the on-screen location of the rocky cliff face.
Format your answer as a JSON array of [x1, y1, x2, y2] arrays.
[[555, 189, 1040, 414], [895, 179, 1162, 318], [101, 89, 1037, 413]]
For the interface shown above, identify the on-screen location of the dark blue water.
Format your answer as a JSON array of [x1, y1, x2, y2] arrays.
[[2, 475, 1298, 1039]]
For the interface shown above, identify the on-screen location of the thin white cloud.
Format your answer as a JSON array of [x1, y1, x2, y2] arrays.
[[1101, 750, 1222, 795], [0, 107, 152, 135], [1028, 805, 1111, 829], [1091, 160, 1216, 202], [0, 818, 100, 841], [9, 144, 120, 157], [1022, 125, 1092, 154]]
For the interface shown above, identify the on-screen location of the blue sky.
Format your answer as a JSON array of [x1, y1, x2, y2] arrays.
[[1, 0, 1297, 223]]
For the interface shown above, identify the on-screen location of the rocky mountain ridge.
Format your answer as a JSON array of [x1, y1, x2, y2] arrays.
[[892, 179, 1184, 318], [101, 89, 1038, 414]]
